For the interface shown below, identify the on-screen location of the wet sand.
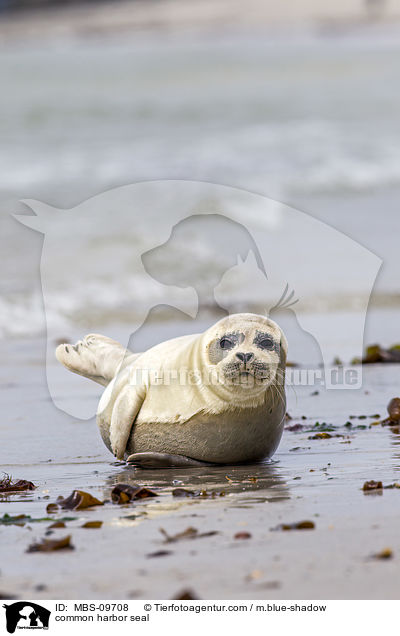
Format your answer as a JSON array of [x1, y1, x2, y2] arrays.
[[1, 336, 400, 599]]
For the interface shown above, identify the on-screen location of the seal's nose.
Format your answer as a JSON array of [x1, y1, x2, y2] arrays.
[[236, 352, 254, 364]]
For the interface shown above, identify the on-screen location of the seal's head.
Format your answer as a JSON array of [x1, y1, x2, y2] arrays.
[[202, 313, 287, 400]]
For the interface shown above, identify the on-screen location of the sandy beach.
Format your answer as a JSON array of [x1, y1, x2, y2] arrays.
[[1, 334, 400, 600]]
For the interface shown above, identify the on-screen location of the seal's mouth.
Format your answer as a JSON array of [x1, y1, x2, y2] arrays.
[[220, 362, 274, 389], [238, 371, 258, 386], [237, 371, 254, 383], [222, 360, 271, 382]]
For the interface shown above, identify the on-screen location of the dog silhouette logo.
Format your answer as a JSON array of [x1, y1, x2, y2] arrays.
[[3, 602, 51, 633]]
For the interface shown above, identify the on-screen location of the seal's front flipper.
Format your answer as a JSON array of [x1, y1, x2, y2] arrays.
[[126, 452, 215, 468], [109, 385, 146, 460]]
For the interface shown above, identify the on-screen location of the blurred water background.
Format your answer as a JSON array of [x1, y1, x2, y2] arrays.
[[1, 0, 400, 355]]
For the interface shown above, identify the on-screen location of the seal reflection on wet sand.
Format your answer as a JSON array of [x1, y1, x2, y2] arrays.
[[56, 313, 287, 467]]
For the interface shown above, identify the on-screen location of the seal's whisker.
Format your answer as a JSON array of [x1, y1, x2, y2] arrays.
[[287, 382, 298, 405], [272, 379, 285, 407]]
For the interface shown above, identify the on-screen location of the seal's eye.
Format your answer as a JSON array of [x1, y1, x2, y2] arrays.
[[258, 338, 274, 350], [219, 337, 235, 350]]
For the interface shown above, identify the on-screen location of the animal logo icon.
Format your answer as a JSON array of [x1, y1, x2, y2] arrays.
[[3, 602, 51, 634]]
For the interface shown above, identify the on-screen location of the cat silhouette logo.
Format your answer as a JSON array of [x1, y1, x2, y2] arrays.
[[3, 602, 50, 633]]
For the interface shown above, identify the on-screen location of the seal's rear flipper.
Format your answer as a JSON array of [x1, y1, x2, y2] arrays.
[[56, 334, 130, 386], [126, 452, 215, 468]]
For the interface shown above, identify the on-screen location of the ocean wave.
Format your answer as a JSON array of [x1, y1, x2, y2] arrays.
[[1, 286, 399, 339], [2, 122, 400, 196]]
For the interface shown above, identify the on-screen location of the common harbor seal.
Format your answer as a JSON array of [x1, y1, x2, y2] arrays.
[[56, 313, 287, 467]]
